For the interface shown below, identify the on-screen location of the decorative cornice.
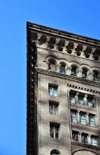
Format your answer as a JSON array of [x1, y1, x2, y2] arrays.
[[36, 68, 100, 89], [27, 22, 100, 62], [27, 22, 100, 46]]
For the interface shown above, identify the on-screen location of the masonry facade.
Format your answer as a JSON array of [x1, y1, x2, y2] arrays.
[[27, 22, 100, 155]]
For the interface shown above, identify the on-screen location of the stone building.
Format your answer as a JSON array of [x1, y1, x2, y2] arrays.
[[27, 22, 100, 155]]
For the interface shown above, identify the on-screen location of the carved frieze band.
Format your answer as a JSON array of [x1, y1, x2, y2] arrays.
[[36, 68, 100, 90], [30, 29, 100, 61]]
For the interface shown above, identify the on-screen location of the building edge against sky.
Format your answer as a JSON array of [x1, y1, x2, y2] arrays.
[[27, 21, 100, 155]]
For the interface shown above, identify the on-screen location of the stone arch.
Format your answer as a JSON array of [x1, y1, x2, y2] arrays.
[[72, 148, 99, 155], [50, 149, 60, 155], [80, 65, 91, 72]]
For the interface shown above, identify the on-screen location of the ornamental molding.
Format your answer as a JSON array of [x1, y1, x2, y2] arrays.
[[36, 68, 100, 89], [27, 22, 100, 62]]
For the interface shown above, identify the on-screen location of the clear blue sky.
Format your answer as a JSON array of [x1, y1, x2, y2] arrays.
[[0, 0, 100, 155]]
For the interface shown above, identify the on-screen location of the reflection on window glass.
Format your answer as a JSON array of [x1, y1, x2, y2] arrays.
[[80, 113, 86, 125], [60, 65, 65, 73], [92, 137, 97, 146], [88, 98, 93, 108], [70, 94, 75, 104], [71, 111, 77, 123], [50, 124, 60, 139], [90, 115, 95, 127], [49, 86, 57, 97], [79, 96, 84, 105], [49, 103, 58, 116]]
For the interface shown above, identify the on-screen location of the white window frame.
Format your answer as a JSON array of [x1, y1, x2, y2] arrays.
[[49, 85, 58, 97]]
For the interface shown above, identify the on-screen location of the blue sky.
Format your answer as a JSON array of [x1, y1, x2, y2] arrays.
[[0, 0, 100, 155]]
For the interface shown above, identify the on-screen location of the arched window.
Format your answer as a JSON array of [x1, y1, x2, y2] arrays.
[[60, 63, 65, 73], [51, 150, 60, 155], [71, 65, 77, 76], [93, 71, 99, 81], [82, 68, 88, 79], [48, 59, 56, 71]]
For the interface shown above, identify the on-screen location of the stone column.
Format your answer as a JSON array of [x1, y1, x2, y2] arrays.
[[86, 112, 89, 126], [77, 69, 82, 78], [67, 67, 72, 75], [56, 64, 60, 72], [88, 134, 91, 144], [95, 115, 97, 127], [75, 92, 79, 104], [88, 72, 93, 81], [84, 94, 88, 106], [77, 110, 80, 123], [79, 132, 82, 142]]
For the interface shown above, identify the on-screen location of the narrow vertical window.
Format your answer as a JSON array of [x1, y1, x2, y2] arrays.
[[80, 113, 86, 125], [49, 85, 58, 97], [91, 136, 98, 146], [81, 133, 88, 143], [60, 64, 65, 73], [88, 98, 93, 108], [82, 68, 88, 79], [71, 66, 77, 76], [79, 95, 84, 106], [49, 102, 59, 116], [71, 111, 77, 123], [50, 124, 60, 139], [72, 131, 78, 141], [89, 115, 95, 127], [70, 93, 75, 104]]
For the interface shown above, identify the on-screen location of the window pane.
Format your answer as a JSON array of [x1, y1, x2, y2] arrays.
[[60, 65, 65, 73], [49, 104, 53, 114], [49, 87, 52, 95], [54, 88, 57, 97], [50, 126, 54, 138], [90, 116, 95, 127], [88, 101, 93, 108], [81, 114, 86, 125], [92, 138, 97, 146], [79, 96, 84, 105], [54, 105, 58, 115], [71, 112, 77, 123], [70, 94, 75, 104]]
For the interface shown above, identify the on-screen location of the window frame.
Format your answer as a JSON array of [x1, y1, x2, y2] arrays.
[[91, 136, 98, 146], [80, 112, 86, 125], [49, 101, 59, 116], [50, 123, 60, 139], [89, 114, 95, 127], [49, 85, 58, 97], [71, 110, 77, 123]]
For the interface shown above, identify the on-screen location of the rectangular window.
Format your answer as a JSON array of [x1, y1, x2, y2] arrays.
[[50, 124, 60, 139], [80, 113, 86, 125], [72, 131, 78, 141], [70, 93, 75, 104], [71, 67, 76, 76], [49, 85, 58, 97], [49, 102, 59, 115], [79, 95, 84, 106], [82, 134, 88, 143], [89, 115, 95, 127], [71, 111, 77, 123], [88, 98, 93, 108], [91, 136, 98, 146]]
